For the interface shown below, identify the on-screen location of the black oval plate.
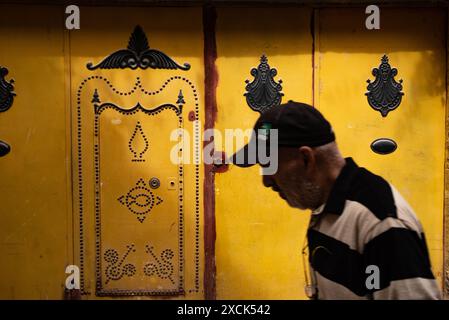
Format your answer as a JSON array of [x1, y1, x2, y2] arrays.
[[371, 138, 397, 155], [0, 140, 10, 157]]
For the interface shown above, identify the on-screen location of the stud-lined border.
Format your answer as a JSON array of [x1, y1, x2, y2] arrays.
[[76, 76, 200, 295], [94, 100, 183, 296]]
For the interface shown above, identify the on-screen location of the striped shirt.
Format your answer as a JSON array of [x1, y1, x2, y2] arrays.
[[307, 157, 441, 300]]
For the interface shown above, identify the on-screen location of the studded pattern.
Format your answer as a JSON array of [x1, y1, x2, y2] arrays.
[[129, 121, 149, 162], [104, 245, 136, 284], [117, 178, 163, 223], [144, 245, 175, 285], [76, 75, 200, 296]]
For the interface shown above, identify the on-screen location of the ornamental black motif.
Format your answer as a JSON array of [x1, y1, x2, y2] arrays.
[[0, 66, 15, 112], [87, 25, 191, 71], [104, 245, 136, 284], [117, 178, 163, 223], [79, 77, 198, 296], [129, 122, 149, 162], [244, 55, 283, 114], [144, 245, 175, 285], [366, 55, 404, 117]]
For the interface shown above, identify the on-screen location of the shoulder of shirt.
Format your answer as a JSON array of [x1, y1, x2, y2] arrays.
[[345, 167, 398, 221]]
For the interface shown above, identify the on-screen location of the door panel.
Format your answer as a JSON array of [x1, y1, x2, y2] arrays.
[[70, 7, 204, 298], [0, 5, 69, 299], [215, 7, 313, 299], [315, 8, 446, 287], [96, 99, 183, 294]]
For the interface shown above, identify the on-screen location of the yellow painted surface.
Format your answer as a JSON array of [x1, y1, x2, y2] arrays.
[[0, 5, 69, 299], [0, 5, 205, 299], [215, 7, 446, 299], [215, 7, 313, 299], [70, 7, 205, 299], [0, 4, 446, 300], [315, 8, 446, 288]]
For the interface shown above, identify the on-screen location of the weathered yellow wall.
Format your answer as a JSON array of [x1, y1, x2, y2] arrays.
[[0, 5, 70, 299], [0, 4, 446, 300], [315, 8, 446, 288], [215, 7, 313, 299], [215, 7, 446, 299], [0, 4, 206, 299]]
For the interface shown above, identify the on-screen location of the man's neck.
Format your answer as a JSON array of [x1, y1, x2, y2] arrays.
[[315, 157, 346, 209]]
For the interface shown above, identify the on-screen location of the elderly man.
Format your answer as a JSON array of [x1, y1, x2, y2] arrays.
[[231, 101, 441, 300]]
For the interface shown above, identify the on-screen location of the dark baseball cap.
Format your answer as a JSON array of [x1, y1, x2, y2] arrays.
[[230, 101, 335, 167]]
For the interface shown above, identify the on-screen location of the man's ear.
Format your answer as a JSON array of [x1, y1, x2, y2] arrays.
[[298, 146, 316, 177]]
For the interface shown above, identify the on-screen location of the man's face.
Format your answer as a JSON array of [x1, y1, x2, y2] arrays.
[[262, 147, 323, 210]]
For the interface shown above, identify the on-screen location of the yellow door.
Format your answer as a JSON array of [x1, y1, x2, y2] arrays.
[[214, 7, 446, 299], [0, 5, 70, 299], [215, 7, 314, 299], [70, 7, 205, 298], [0, 4, 205, 299], [315, 7, 446, 289]]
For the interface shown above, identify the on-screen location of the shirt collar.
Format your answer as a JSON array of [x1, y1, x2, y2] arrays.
[[311, 203, 325, 215], [317, 157, 360, 215]]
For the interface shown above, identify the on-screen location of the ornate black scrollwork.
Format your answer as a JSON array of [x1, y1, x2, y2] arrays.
[[0, 66, 15, 112], [244, 55, 283, 114], [366, 55, 404, 117], [87, 25, 190, 71]]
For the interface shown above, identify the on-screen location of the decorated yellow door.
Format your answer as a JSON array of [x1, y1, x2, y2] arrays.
[[70, 7, 205, 298], [214, 7, 447, 299], [314, 7, 446, 291], [214, 7, 314, 299], [0, 5, 205, 299]]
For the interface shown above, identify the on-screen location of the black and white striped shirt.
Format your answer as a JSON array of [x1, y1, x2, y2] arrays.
[[307, 158, 441, 300]]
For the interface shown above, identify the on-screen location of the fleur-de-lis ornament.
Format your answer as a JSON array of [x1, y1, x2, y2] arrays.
[[366, 55, 404, 117], [244, 55, 283, 114], [0, 66, 15, 113], [0, 66, 15, 157]]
